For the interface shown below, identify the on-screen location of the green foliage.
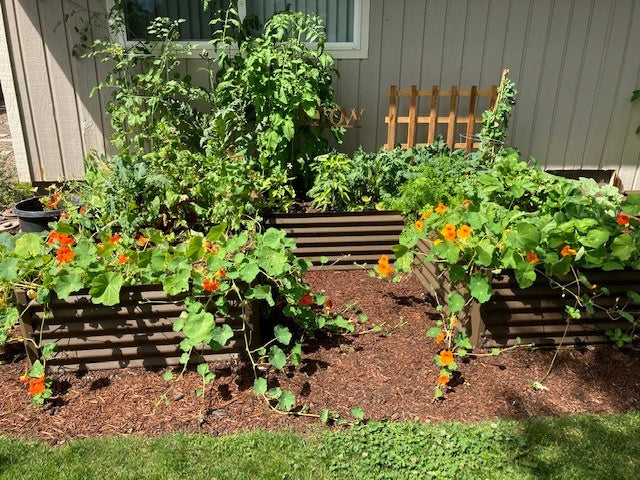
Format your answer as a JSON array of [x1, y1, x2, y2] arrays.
[[475, 69, 518, 163], [0, 152, 32, 210], [3, 413, 640, 479], [307, 153, 352, 210], [210, 9, 344, 194], [0, 218, 338, 413], [323, 420, 528, 480], [81, 151, 293, 233], [308, 141, 469, 212], [388, 150, 474, 215], [88, 16, 208, 154]]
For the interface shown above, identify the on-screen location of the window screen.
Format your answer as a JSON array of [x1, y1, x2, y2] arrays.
[[125, 0, 356, 43]]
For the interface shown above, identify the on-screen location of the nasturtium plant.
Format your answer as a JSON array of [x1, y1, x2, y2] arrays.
[[376, 72, 640, 397]]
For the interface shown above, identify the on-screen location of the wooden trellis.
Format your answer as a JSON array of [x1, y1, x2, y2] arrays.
[[385, 84, 498, 152]]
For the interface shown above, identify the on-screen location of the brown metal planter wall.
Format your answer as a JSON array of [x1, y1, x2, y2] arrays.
[[414, 240, 639, 348], [266, 211, 405, 269], [15, 286, 259, 373]]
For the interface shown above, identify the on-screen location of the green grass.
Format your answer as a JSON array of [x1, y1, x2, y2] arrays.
[[1, 412, 639, 479]]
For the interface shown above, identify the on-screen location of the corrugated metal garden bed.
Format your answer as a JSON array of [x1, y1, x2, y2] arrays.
[[15, 286, 259, 373], [414, 239, 639, 348], [266, 210, 405, 269]]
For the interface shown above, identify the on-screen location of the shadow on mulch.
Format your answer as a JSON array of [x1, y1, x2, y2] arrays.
[[1, 270, 640, 444]]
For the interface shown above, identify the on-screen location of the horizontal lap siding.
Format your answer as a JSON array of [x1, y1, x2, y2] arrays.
[[3, 0, 640, 187], [336, 0, 640, 189]]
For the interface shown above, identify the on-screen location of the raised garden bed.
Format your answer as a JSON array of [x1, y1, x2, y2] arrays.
[[266, 211, 405, 269], [15, 286, 259, 373], [414, 240, 639, 348]]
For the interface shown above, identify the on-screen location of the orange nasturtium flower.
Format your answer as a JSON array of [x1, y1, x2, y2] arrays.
[[205, 242, 219, 254], [46, 192, 60, 209], [47, 231, 75, 247], [451, 316, 458, 327], [435, 203, 447, 214], [439, 350, 454, 366], [617, 213, 630, 225], [438, 374, 450, 385], [108, 234, 121, 244], [299, 291, 314, 307], [216, 269, 227, 278], [560, 245, 577, 257], [526, 251, 539, 264], [56, 246, 75, 265], [420, 210, 432, 220], [28, 375, 46, 395], [203, 278, 220, 292], [415, 220, 424, 233], [59, 212, 70, 220], [435, 332, 445, 344], [118, 253, 130, 265], [462, 199, 471, 207], [19, 374, 29, 384], [456, 225, 472, 239], [376, 255, 395, 276], [441, 224, 457, 241], [138, 235, 149, 246]]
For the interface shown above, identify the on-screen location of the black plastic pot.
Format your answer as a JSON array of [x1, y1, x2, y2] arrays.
[[12, 196, 61, 233]]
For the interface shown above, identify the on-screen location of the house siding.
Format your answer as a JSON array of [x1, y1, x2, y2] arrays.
[[2, 0, 640, 188]]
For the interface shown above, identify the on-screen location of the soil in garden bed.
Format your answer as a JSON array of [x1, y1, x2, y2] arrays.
[[1, 270, 640, 444]]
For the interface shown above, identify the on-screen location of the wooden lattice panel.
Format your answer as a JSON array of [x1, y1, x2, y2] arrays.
[[385, 85, 497, 152]]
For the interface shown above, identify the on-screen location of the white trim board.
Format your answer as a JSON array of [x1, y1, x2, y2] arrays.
[[0, 0, 31, 182]]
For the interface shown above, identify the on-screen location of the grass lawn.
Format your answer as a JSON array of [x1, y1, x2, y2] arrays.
[[1, 412, 639, 480]]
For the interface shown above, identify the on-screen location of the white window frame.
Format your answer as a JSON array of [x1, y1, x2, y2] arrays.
[[108, 0, 369, 59]]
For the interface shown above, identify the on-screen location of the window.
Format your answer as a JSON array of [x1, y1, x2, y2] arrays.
[[118, 0, 369, 59]]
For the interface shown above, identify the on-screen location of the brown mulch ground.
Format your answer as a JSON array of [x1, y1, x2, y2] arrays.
[[1, 270, 640, 444]]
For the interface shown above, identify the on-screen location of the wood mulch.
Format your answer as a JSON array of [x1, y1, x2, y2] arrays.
[[1, 270, 639, 444]]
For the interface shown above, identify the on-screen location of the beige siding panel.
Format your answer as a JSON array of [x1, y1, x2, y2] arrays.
[[498, 0, 531, 148], [459, 0, 488, 87], [3, 0, 40, 179], [335, 58, 360, 153], [352, 0, 383, 149], [0, 0, 30, 180], [14, 0, 66, 179], [398, 0, 426, 89], [39, 0, 86, 178], [544, 0, 593, 169], [62, 0, 106, 159], [479, 0, 509, 89], [419, 0, 446, 88], [374, 0, 405, 149], [609, 3, 640, 189], [527, 0, 572, 166], [511, 0, 552, 157], [3, 0, 640, 187], [440, 0, 466, 87], [564, 0, 613, 169], [583, 0, 634, 171]]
